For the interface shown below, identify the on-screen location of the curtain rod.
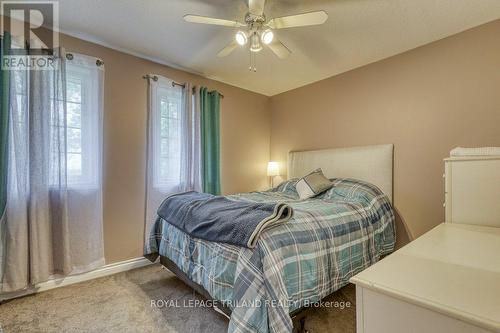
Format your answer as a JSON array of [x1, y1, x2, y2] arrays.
[[142, 74, 224, 99], [65, 53, 104, 66]]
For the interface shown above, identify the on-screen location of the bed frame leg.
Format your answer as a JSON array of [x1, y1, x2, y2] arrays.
[[295, 316, 309, 333], [300, 317, 306, 332]]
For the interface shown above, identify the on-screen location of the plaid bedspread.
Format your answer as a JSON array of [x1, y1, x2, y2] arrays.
[[145, 178, 395, 333]]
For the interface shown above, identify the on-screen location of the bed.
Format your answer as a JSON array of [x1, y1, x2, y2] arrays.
[[145, 144, 396, 333]]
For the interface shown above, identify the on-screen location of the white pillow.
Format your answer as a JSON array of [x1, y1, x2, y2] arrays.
[[295, 168, 333, 200]]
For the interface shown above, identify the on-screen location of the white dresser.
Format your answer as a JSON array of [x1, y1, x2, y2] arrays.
[[350, 223, 500, 333], [351, 150, 500, 332]]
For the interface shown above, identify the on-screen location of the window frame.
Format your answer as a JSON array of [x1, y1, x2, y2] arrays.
[[64, 63, 98, 188], [50, 58, 100, 189], [151, 81, 183, 189], [8, 49, 102, 189]]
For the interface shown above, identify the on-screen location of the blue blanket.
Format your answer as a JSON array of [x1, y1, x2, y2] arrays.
[[156, 191, 293, 248]]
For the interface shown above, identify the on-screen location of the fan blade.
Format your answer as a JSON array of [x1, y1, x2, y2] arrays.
[[267, 40, 291, 59], [267, 11, 328, 29], [183, 15, 245, 27], [248, 0, 265, 16], [217, 40, 239, 57]]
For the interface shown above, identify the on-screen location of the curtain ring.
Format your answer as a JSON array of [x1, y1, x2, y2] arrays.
[[142, 75, 158, 81], [66, 53, 74, 60]]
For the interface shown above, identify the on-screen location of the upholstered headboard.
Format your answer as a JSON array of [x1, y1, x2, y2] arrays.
[[288, 144, 394, 203]]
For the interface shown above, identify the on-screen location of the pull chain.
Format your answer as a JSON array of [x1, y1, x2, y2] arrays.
[[249, 49, 252, 71], [248, 50, 257, 72]]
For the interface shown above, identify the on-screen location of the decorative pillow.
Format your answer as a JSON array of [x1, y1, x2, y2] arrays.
[[295, 168, 333, 199]]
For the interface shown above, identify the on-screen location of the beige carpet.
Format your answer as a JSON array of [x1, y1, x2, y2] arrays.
[[0, 264, 356, 333]]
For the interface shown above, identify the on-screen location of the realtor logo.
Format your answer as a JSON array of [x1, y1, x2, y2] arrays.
[[1, 0, 59, 70]]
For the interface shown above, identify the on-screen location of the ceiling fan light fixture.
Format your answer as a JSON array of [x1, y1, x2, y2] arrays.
[[235, 31, 248, 46], [184, 1, 329, 65], [261, 29, 274, 45]]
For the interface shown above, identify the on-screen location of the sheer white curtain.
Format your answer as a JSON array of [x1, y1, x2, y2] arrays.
[[180, 84, 202, 192], [0, 51, 104, 293], [62, 54, 105, 274], [144, 76, 201, 241]]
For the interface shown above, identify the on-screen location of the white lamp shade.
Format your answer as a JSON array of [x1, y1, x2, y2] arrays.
[[267, 162, 280, 177]]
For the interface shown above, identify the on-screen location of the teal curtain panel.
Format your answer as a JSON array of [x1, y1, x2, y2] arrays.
[[200, 87, 221, 195], [0, 32, 11, 217]]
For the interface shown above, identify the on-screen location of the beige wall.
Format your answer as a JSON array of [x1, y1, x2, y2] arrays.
[[270, 19, 500, 241], [58, 35, 271, 263]]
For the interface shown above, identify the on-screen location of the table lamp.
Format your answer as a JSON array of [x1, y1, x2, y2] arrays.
[[267, 161, 280, 188]]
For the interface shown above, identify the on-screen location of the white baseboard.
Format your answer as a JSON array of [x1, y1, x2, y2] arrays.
[[1, 257, 153, 302]]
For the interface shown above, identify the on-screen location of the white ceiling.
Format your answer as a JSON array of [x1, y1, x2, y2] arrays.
[[57, 0, 500, 96]]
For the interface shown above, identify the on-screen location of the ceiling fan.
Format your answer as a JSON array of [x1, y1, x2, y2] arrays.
[[183, 0, 328, 71]]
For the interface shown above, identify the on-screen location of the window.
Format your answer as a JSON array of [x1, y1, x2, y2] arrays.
[[152, 81, 183, 188], [10, 56, 101, 188], [49, 56, 101, 187], [144, 76, 203, 237], [65, 63, 100, 186]]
